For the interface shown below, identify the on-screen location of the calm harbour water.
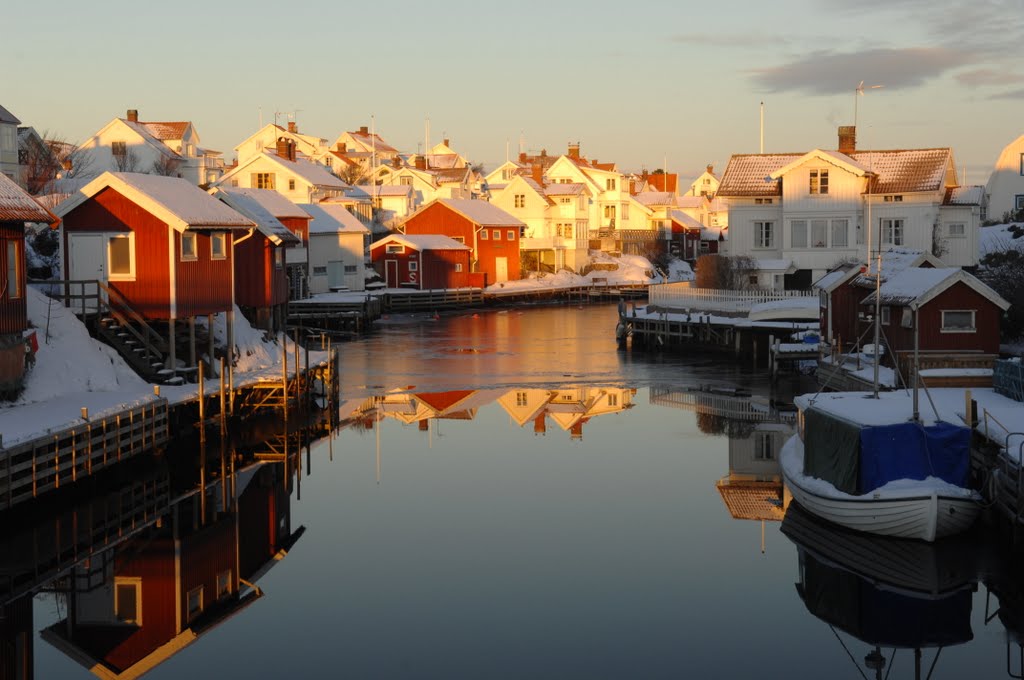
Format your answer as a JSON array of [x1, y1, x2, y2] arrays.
[[10, 303, 1024, 679]]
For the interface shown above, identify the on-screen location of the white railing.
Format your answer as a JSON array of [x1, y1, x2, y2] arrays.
[[648, 282, 813, 313]]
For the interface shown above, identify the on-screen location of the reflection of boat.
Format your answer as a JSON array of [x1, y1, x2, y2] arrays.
[[782, 503, 977, 679], [780, 400, 980, 542]]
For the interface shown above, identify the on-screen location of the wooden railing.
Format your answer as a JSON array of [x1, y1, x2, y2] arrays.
[[648, 282, 813, 313]]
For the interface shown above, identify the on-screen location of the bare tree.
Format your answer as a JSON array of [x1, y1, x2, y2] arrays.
[[695, 254, 758, 290], [112, 147, 140, 172], [150, 154, 182, 176], [19, 132, 95, 195], [337, 162, 367, 186]]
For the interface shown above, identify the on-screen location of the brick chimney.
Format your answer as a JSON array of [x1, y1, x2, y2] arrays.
[[518, 152, 527, 163], [126, 109, 139, 122], [641, 169, 648, 180], [706, 164, 714, 174], [531, 163, 544, 186], [415, 156, 426, 170], [276, 137, 296, 161], [838, 126, 856, 154], [288, 121, 297, 134], [443, 138, 450, 147], [392, 155, 402, 168], [540, 148, 547, 158], [533, 413, 546, 435], [568, 142, 581, 160], [418, 419, 429, 431], [359, 125, 369, 135], [336, 142, 346, 153], [570, 421, 583, 440]]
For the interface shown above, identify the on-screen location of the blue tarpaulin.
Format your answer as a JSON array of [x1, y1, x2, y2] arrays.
[[858, 421, 971, 493]]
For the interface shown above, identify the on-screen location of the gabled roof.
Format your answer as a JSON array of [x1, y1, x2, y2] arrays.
[[636, 191, 675, 207], [768, 149, 870, 180], [339, 129, 398, 155], [55, 172, 254, 231], [676, 195, 708, 209], [209, 188, 301, 246], [669, 210, 705, 231], [717, 154, 801, 197], [139, 121, 190, 140], [645, 173, 678, 193], [0, 173, 58, 224], [118, 120, 183, 159], [944, 185, 985, 206], [359, 184, 412, 197], [220, 152, 349, 191], [422, 199, 524, 227], [432, 167, 470, 184], [372, 233, 470, 251], [544, 183, 586, 197], [298, 202, 370, 235], [0, 104, 21, 125], [716, 479, 785, 521], [814, 248, 944, 293], [863, 267, 1010, 310]]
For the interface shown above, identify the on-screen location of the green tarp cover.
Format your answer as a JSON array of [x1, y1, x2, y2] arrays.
[[803, 407, 862, 494]]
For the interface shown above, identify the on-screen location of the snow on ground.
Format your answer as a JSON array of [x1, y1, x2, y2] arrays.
[[627, 305, 818, 332], [980, 223, 1024, 256], [486, 252, 661, 295], [820, 354, 897, 388], [665, 258, 694, 282]]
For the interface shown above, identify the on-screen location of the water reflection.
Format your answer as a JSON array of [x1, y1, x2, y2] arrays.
[[782, 504, 978, 679]]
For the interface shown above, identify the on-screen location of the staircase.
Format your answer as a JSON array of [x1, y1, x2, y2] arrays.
[[94, 314, 181, 385]]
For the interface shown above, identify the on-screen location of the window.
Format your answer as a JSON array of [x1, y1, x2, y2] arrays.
[[6, 240, 21, 299], [832, 219, 849, 247], [274, 248, 283, 269], [216, 570, 232, 600], [455, 263, 463, 272], [344, 265, 357, 274], [187, 586, 204, 621], [502, 168, 514, 180], [754, 198, 773, 204], [880, 306, 891, 325], [181, 232, 197, 261], [754, 433, 775, 461], [883, 195, 903, 203], [313, 266, 328, 276], [559, 197, 571, 204], [516, 391, 528, 406], [480, 230, 489, 240], [608, 393, 618, 406], [791, 220, 807, 248], [451, 236, 465, 244], [941, 310, 976, 332], [603, 205, 616, 220], [408, 261, 418, 272], [507, 230, 515, 241], [1020, 153, 1024, 176], [754, 221, 774, 248], [811, 219, 827, 247], [749, 274, 759, 285], [809, 169, 828, 195], [211, 233, 226, 260], [948, 223, 965, 237], [253, 173, 275, 189], [114, 577, 142, 625], [107, 234, 135, 280], [881, 219, 904, 246], [514, 194, 525, 208], [1017, 195, 1024, 210], [400, 176, 413, 186], [606, 178, 616, 191], [231, 179, 239, 187], [111, 141, 127, 157], [492, 229, 500, 239], [288, 179, 296, 191], [622, 204, 629, 220], [386, 244, 405, 253]]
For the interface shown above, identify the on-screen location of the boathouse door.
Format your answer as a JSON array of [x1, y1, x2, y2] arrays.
[[386, 260, 398, 288], [328, 260, 344, 290], [495, 257, 508, 283], [68, 234, 106, 312]]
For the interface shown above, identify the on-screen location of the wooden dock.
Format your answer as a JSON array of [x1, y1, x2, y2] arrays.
[[0, 399, 169, 510]]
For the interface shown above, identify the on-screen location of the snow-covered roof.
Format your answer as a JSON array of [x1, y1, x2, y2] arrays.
[[139, 121, 190, 141], [0, 173, 57, 224], [863, 267, 1010, 310], [544, 183, 585, 196], [812, 265, 857, 292], [56, 172, 254, 230], [209, 188, 300, 246], [121, 120, 182, 159], [268, 154, 349, 189], [0, 104, 21, 125], [358, 185, 412, 197], [216, 185, 308, 219], [297, 202, 370, 235], [675, 195, 707, 209], [373, 233, 470, 251], [635, 191, 675, 207], [669, 210, 704, 231], [748, 296, 819, 321], [437, 199, 524, 226], [768, 149, 870, 181], [854, 247, 942, 286], [944, 185, 985, 206]]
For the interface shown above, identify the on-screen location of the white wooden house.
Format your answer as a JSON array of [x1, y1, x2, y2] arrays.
[[985, 133, 1024, 221], [0, 104, 21, 184], [717, 127, 983, 289], [297, 202, 370, 293], [234, 122, 329, 166], [216, 142, 350, 204]]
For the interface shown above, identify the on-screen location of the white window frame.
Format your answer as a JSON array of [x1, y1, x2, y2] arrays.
[[1016, 194, 1024, 210], [754, 221, 774, 249], [606, 178, 616, 191], [809, 169, 828, 195], [107, 233, 137, 281], [187, 585, 204, 622], [386, 244, 405, 253], [791, 220, 807, 249], [210, 232, 226, 260], [492, 229, 500, 240], [480, 230, 489, 240], [312, 265, 328, 276], [455, 263, 463, 273], [880, 306, 891, 325], [811, 219, 828, 248], [754, 432, 776, 461], [507, 230, 515, 241], [514, 194, 525, 208], [6, 239, 21, 299], [114, 576, 142, 625], [947, 223, 965, 237], [181, 232, 197, 261], [274, 248, 283, 269], [881, 218, 904, 246], [253, 172, 275, 190], [941, 310, 976, 333], [408, 260, 418, 272], [832, 219, 849, 248]]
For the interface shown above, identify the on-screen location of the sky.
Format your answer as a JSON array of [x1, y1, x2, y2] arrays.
[[5, 0, 1022, 185]]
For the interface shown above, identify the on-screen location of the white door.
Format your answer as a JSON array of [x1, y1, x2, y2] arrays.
[[328, 260, 345, 290], [68, 234, 106, 312], [494, 256, 508, 283]]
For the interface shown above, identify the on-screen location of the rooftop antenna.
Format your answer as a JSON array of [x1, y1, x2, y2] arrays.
[[759, 101, 764, 153], [854, 81, 884, 130], [425, 115, 430, 168], [519, 130, 525, 155]]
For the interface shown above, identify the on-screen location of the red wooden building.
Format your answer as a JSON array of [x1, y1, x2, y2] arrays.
[[55, 172, 254, 374], [370, 234, 481, 289], [402, 198, 524, 283], [210, 187, 301, 331], [0, 173, 57, 396], [669, 210, 722, 261], [814, 248, 941, 349]]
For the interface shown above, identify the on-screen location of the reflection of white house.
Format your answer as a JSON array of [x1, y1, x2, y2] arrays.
[[718, 127, 983, 290], [297, 202, 370, 293], [496, 387, 636, 440], [985, 133, 1024, 221], [79, 109, 225, 186], [716, 422, 794, 524]]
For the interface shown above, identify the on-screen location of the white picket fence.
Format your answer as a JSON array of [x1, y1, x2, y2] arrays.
[[648, 282, 813, 313]]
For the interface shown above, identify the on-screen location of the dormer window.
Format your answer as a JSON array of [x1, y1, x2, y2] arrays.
[[809, 169, 828, 195]]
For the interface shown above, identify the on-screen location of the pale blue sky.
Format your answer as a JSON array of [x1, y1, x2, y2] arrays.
[[6, 0, 1022, 183]]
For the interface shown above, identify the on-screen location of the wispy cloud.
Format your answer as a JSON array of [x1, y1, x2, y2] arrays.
[[748, 47, 966, 95], [989, 88, 1024, 100], [955, 68, 1024, 87]]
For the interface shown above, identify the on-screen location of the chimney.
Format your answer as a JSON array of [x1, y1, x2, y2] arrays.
[[336, 142, 346, 153], [276, 136, 290, 158], [126, 109, 138, 122], [518, 152, 527, 163], [443, 138, 450, 147], [415, 156, 426, 170], [570, 421, 583, 440], [531, 163, 544, 186], [838, 126, 856, 154], [568, 142, 580, 160], [629, 179, 636, 194], [642, 169, 648, 180], [289, 139, 296, 161], [288, 121, 297, 134], [533, 413, 546, 435], [392, 155, 402, 168], [418, 419, 429, 431], [359, 125, 369, 135], [706, 164, 714, 174], [540, 148, 547, 158]]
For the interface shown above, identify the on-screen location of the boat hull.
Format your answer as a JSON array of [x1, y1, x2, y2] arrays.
[[781, 436, 979, 542]]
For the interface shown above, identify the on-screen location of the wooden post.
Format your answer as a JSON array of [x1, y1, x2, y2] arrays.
[[189, 317, 197, 369], [198, 360, 205, 436], [168, 318, 177, 371], [219, 357, 226, 434], [208, 314, 216, 377], [228, 309, 235, 415], [282, 336, 289, 421], [294, 328, 301, 408]]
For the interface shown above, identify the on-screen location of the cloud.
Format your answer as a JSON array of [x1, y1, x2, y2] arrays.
[[669, 33, 791, 48], [955, 68, 1024, 87], [989, 88, 1024, 100], [748, 47, 966, 95]]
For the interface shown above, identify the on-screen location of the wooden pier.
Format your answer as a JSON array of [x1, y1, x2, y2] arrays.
[[0, 399, 169, 510]]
